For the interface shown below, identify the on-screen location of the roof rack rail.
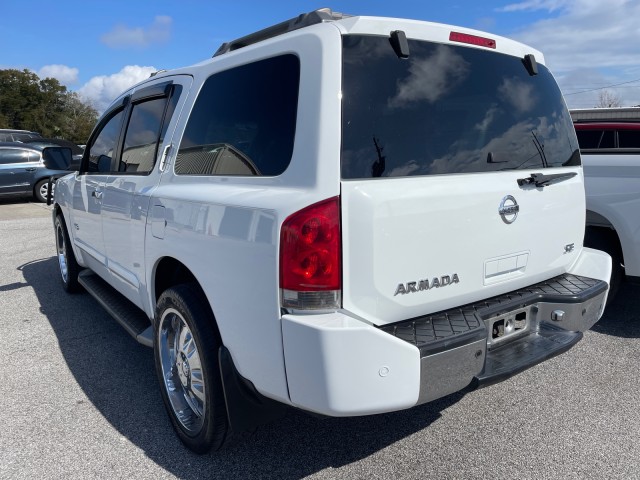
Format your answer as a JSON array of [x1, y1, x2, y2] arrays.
[[213, 7, 348, 57]]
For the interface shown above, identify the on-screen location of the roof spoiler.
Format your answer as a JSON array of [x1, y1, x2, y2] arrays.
[[213, 8, 348, 57]]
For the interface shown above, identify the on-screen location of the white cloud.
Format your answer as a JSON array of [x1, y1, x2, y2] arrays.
[[78, 65, 156, 113], [38, 64, 79, 85], [101, 15, 172, 48], [498, 0, 570, 12], [498, 77, 536, 113], [499, 0, 640, 107], [388, 45, 470, 108]]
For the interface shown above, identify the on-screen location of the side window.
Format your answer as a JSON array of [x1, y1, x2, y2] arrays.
[[176, 54, 300, 176], [119, 85, 182, 174], [0, 149, 30, 165], [26, 151, 41, 162], [0, 149, 38, 164], [87, 109, 124, 173], [618, 129, 640, 148], [599, 130, 615, 149], [120, 98, 167, 174], [575, 130, 602, 149]]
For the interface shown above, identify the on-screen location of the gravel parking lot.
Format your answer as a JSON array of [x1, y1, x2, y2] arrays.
[[1, 198, 639, 480]]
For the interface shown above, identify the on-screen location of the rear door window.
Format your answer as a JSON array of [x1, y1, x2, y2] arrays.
[[0, 149, 34, 165], [117, 83, 182, 174], [121, 98, 167, 174], [341, 35, 579, 179]]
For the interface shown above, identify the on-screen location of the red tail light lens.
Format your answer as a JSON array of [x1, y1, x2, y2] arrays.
[[280, 197, 341, 309], [449, 31, 496, 49]]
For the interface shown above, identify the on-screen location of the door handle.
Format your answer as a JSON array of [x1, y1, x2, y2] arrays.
[[92, 190, 103, 200], [25, 167, 36, 172], [159, 144, 172, 172]]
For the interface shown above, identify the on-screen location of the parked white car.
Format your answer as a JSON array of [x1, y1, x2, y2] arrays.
[[53, 9, 611, 453], [572, 108, 640, 301]]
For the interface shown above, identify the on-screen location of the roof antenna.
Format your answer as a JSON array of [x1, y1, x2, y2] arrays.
[[389, 30, 410, 59]]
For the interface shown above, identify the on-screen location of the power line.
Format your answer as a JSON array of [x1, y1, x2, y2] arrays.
[[563, 78, 640, 96]]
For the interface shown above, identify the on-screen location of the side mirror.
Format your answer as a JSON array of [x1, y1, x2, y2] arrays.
[[98, 154, 112, 172]]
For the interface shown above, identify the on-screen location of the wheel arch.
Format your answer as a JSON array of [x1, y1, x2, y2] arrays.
[[52, 202, 63, 219], [151, 256, 223, 332], [585, 209, 625, 267], [153, 256, 199, 304]]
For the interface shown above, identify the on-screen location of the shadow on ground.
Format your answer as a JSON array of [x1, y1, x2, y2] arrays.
[[590, 280, 640, 338], [0, 195, 33, 205], [21, 256, 466, 479]]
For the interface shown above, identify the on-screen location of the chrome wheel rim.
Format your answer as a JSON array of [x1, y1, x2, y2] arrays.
[[158, 308, 206, 434], [39, 181, 53, 200], [56, 222, 69, 283]]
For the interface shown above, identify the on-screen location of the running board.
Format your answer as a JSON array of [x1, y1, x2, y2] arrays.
[[474, 322, 582, 387], [78, 270, 153, 348]]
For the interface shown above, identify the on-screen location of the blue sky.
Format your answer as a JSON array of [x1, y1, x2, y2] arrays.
[[3, 0, 640, 111]]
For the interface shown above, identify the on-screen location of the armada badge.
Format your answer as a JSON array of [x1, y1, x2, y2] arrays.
[[394, 274, 460, 296], [499, 195, 519, 224]]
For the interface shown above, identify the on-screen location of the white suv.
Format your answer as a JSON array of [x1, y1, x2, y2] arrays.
[[52, 9, 611, 453]]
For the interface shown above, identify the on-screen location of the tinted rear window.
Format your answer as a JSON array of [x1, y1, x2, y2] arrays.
[[176, 54, 299, 176], [341, 35, 579, 179]]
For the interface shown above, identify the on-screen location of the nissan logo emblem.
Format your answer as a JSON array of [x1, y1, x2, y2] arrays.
[[499, 195, 519, 224]]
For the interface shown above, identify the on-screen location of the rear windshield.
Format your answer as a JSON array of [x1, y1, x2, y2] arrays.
[[341, 35, 579, 179]]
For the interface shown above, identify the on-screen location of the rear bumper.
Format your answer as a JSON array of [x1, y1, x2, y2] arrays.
[[282, 248, 610, 416]]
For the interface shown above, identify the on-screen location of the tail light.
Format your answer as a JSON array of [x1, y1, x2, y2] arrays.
[[280, 196, 341, 310]]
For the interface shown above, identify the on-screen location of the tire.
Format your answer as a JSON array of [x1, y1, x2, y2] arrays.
[[54, 214, 81, 293], [154, 284, 228, 453], [584, 227, 624, 304], [34, 178, 53, 203]]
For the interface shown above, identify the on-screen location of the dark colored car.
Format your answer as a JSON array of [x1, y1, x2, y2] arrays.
[[0, 129, 42, 142], [0, 142, 75, 202]]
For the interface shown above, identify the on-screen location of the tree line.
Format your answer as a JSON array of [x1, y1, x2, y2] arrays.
[[0, 69, 98, 144]]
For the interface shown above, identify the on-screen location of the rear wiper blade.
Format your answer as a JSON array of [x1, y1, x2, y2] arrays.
[[517, 172, 577, 187]]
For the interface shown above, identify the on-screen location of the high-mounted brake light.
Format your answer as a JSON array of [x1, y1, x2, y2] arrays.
[[280, 197, 341, 310], [449, 31, 496, 49]]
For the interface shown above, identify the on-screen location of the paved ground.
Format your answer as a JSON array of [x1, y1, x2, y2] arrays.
[[1, 198, 639, 479]]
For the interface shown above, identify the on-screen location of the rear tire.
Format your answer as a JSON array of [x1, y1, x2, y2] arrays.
[[35, 178, 52, 203], [54, 214, 81, 293], [584, 227, 623, 304], [154, 284, 229, 453]]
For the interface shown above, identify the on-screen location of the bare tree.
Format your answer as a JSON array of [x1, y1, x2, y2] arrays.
[[596, 90, 623, 108]]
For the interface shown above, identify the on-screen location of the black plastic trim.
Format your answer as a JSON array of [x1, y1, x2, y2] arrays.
[[131, 81, 172, 103], [213, 8, 348, 57], [219, 346, 288, 433], [523, 53, 538, 76], [390, 30, 410, 58], [77, 270, 152, 345], [380, 274, 607, 357]]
